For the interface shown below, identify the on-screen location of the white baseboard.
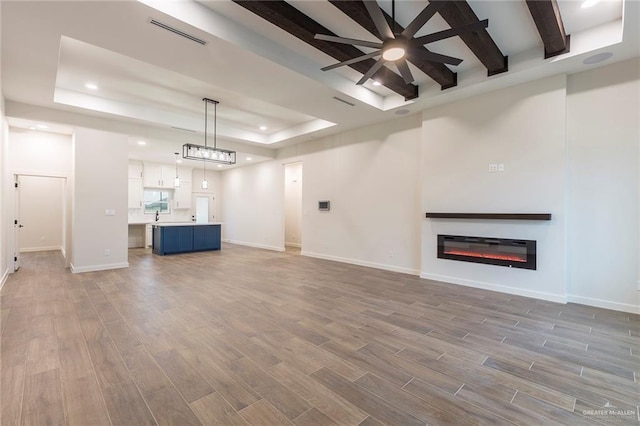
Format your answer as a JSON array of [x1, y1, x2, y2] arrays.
[[225, 240, 285, 252], [20, 246, 62, 253], [70, 262, 129, 274], [302, 251, 421, 276], [0, 269, 9, 291], [420, 272, 567, 304], [567, 294, 640, 315], [285, 242, 302, 248], [61, 246, 66, 259]]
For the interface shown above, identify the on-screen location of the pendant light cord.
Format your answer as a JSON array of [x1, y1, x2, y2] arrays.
[[204, 99, 208, 148], [213, 101, 217, 150], [203, 98, 207, 176]]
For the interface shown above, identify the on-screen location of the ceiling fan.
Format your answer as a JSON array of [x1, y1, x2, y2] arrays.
[[314, 0, 488, 85]]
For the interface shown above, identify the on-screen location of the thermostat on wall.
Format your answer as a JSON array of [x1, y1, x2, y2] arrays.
[[318, 201, 330, 211]]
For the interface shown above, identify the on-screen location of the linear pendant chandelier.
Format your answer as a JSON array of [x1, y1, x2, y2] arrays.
[[183, 98, 236, 166]]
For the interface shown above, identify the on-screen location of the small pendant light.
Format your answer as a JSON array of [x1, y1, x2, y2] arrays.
[[174, 152, 180, 188]]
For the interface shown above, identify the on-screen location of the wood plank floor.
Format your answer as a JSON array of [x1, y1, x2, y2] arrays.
[[1, 245, 638, 425]]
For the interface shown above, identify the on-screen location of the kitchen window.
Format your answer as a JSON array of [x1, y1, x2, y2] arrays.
[[144, 190, 170, 214]]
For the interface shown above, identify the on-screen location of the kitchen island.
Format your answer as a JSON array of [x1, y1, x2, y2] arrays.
[[152, 222, 222, 255]]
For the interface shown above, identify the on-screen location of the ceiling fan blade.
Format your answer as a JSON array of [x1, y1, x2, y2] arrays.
[[409, 49, 463, 66], [363, 0, 394, 40], [412, 19, 489, 46], [357, 58, 385, 85], [401, 2, 444, 39], [321, 51, 382, 71], [396, 59, 414, 84], [314, 34, 383, 49]]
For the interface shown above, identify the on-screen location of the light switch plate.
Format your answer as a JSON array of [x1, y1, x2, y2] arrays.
[[105, 209, 116, 216]]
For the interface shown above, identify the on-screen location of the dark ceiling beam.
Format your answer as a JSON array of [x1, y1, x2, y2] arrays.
[[232, 0, 418, 100], [525, 0, 570, 59], [329, 0, 457, 90], [433, 0, 508, 76]]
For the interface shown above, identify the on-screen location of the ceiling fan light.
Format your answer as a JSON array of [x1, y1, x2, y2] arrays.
[[382, 46, 405, 61]]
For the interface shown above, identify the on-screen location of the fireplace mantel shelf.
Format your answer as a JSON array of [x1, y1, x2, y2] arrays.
[[425, 213, 552, 221]]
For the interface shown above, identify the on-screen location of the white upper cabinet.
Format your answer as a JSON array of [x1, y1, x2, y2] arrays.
[[143, 163, 175, 188], [128, 163, 143, 179], [173, 166, 192, 209], [128, 178, 144, 209], [128, 162, 144, 209]]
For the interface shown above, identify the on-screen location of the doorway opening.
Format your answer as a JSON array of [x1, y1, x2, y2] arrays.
[[14, 174, 67, 271], [284, 162, 302, 254]]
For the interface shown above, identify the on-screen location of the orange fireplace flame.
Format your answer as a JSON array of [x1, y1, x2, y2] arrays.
[[444, 249, 526, 262]]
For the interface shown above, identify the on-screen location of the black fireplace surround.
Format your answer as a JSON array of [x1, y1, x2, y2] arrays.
[[437, 235, 537, 270]]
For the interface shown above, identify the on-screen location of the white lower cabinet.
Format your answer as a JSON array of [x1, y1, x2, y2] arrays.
[[145, 224, 153, 247]]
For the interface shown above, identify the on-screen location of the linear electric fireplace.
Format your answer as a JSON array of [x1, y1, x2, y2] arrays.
[[438, 235, 537, 270]]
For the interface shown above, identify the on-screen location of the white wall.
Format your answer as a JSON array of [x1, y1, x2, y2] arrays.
[[284, 162, 302, 247], [0, 0, 6, 285], [9, 128, 72, 176], [0, 29, 8, 285], [72, 127, 128, 272], [18, 175, 64, 252], [421, 75, 568, 303], [222, 114, 423, 274], [566, 58, 639, 313], [222, 160, 284, 251], [0, 116, 8, 287]]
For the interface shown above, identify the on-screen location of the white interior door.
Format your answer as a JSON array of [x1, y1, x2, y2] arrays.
[[284, 162, 303, 248], [13, 175, 22, 271], [195, 196, 209, 223]]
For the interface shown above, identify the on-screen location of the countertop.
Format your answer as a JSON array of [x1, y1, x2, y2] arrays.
[[152, 222, 223, 227]]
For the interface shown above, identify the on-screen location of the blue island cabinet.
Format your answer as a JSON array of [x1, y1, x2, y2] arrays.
[[152, 224, 221, 255]]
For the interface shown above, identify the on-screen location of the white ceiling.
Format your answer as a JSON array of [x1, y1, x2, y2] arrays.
[[1, 0, 638, 166]]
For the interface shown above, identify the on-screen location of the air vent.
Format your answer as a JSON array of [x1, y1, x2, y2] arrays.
[[171, 126, 197, 133], [332, 96, 355, 107], [149, 19, 207, 45]]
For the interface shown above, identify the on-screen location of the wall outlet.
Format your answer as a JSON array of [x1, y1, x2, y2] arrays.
[[498, 163, 505, 172], [489, 164, 498, 173], [104, 249, 111, 256], [105, 209, 116, 216]]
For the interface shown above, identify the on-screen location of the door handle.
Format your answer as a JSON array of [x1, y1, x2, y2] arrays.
[[18, 224, 24, 228]]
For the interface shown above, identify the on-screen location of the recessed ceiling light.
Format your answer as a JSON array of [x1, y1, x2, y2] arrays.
[[372, 81, 382, 86], [28, 126, 36, 130], [176, 159, 182, 164], [581, 0, 600, 8], [36, 124, 48, 129], [259, 126, 267, 131], [583, 52, 613, 64], [85, 82, 99, 90], [217, 164, 223, 168], [137, 140, 146, 146], [246, 157, 252, 161]]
